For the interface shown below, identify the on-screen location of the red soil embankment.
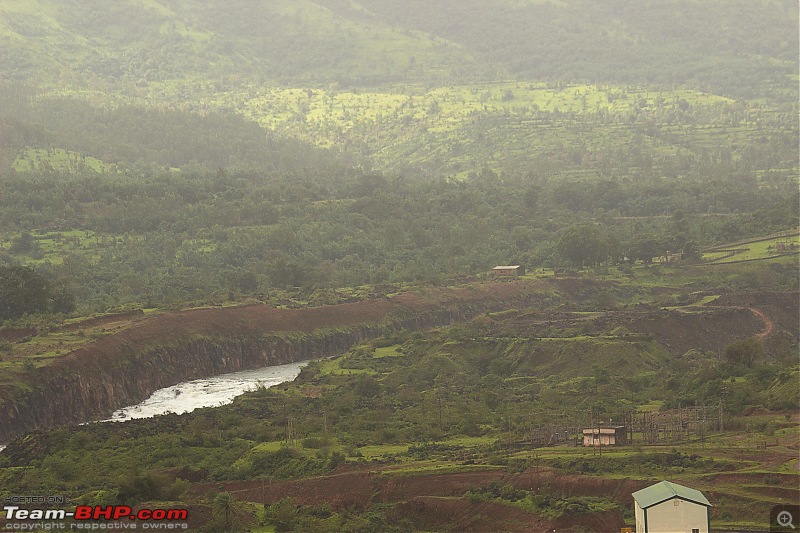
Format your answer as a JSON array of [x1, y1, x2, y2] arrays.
[[0, 327, 36, 343], [715, 291, 798, 339], [53, 280, 549, 372], [200, 467, 648, 507], [749, 307, 775, 338], [624, 306, 763, 354], [58, 309, 145, 332], [0, 281, 552, 442]]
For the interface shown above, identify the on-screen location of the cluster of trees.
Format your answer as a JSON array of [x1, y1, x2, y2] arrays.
[[1, 162, 795, 315], [555, 225, 620, 268], [1, 159, 796, 315], [0, 266, 75, 321]]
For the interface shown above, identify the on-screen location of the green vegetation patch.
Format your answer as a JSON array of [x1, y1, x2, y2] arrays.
[[12, 148, 115, 173], [373, 345, 404, 358], [703, 233, 800, 264]]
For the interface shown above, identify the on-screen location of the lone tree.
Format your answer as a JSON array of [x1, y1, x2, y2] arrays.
[[555, 224, 619, 268], [211, 492, 244, 532]]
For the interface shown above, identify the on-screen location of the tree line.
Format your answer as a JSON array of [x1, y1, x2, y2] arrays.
[[0, 164, 795, 318]]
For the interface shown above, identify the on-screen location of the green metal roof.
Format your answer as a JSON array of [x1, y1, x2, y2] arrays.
[[632, 480, 711, 509]]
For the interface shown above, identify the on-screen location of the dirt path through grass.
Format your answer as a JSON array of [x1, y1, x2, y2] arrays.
[[748, 307, 775, 339]]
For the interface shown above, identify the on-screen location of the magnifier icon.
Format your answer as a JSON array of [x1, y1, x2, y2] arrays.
[[778, 510, 796, 529]]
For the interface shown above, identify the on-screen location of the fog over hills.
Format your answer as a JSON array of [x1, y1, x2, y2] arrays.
[[0, 1, 797, 179], [1, 1, 797, 97]]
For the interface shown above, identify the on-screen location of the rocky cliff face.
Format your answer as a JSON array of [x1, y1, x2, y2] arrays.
[[0, 284, 548, 442], [0, 330, 367, 441]]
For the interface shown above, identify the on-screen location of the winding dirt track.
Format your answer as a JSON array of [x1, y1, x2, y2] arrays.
[[748, 307, 775, 338], [708, 305, 775, 339]]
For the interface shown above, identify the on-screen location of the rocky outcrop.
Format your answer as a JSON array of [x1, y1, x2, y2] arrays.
[[0, 281, 551, 442], [0, 330, 369, 441]]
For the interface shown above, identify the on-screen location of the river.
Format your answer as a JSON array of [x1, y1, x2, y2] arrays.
[[1, 361, 308, 453], [105, 360, 308, 422]]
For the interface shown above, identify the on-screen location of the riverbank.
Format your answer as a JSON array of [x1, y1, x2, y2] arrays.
[[0, 279, 557, 442]]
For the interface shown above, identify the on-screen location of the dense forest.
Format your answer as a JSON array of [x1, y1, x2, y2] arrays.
[[0, 163, 796, 315]]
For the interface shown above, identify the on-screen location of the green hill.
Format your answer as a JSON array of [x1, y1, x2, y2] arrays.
[[0, 0, 491, 88], [0, 1, 797, 178], [1, 0, 795, 98], [0, 91, 350, 175], [356, 0, 799, 100]]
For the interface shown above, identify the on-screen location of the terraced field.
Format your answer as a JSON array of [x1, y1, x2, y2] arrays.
[[703, 231, 800, 264]]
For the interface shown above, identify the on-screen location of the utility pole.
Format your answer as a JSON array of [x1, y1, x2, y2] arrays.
[[437, 396, 443, 432], [529, 415, 533, 446], [287, 417, 297, 447]]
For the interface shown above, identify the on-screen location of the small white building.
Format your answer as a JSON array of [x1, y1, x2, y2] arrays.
[[632, 480, 711, 533], [493, 265, 521, 278], [582, 426, 627, 447]]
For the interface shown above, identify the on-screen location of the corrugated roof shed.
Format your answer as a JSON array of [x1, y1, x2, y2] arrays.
[[632, 480, 711, 509]]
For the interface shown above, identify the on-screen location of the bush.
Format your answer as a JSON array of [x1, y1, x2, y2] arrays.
[[115, 473, 188, 505], [244, 447, 327, 479], [724, 337, 765, 367], [467, 481, 527, 503], [266, 497, 298, 533], [327, 451, 345, 470]]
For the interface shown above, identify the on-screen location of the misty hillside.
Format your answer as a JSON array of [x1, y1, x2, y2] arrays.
[[0, 91, 351, 174], [0, 0, 489, 87], [0, 1, 797, 177], [1, 0, 796, 97], [356, 0, 798, 100]]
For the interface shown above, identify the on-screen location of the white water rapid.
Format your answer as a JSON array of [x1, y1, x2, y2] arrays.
[[105, 360, 308, 422]]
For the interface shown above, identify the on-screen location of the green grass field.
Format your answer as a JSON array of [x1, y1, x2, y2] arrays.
[[703, 233, 800, 264], [1, 229, 107, 265], [373, 345, 404, 358], [12, 148, 115, 173]]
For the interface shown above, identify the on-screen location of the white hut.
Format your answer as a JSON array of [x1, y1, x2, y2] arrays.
[[632, 480, 711, 533]]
